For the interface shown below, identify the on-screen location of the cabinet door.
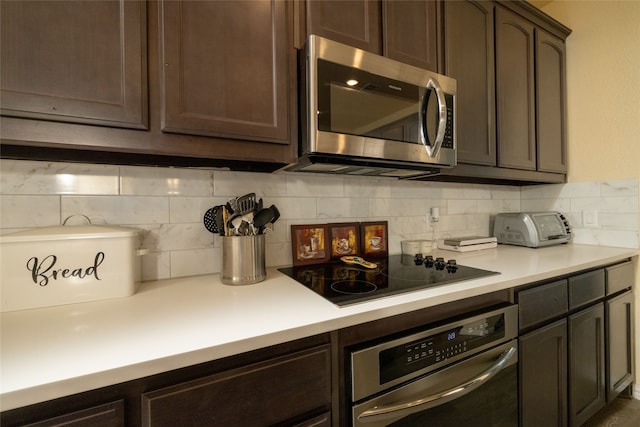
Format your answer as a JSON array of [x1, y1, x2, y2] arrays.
[[569, 303, 606, 427], [568, 269, 605, 311], [444, 0, 496, 166], [383, 0, 440, 72], [495, 6, 536, 170], [306, 0, 381, 54], [519, 319, 568, 427], [23, 400, 124, 427], [606, 291, 634, 401], [160, 0, 290, 143], [293, 412, 331, 427], [518, 279, 568, 331], [536, 29, 567, 173], [141, 345, 331, 426], [0, 0, 147, 129], [606, 260, 634, 295]]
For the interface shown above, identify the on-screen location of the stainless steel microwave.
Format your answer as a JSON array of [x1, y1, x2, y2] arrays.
[[284, 35, 457, 178]]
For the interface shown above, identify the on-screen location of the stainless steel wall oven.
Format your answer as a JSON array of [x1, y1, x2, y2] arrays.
[[348, 305, 519, 426]]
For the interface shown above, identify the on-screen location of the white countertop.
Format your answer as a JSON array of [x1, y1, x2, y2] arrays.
[[1, 244, 637, 411]]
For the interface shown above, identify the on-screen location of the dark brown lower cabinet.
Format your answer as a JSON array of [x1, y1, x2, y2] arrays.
[[22, 401, 124, 427], [519, 319, 568, 427], [1, 335, 331, 427], [568, 303, 606, 427], [517, 261, 635, 427], [606, 290, 634, 400], [292, 412, 331, 427], [141, 344, 331, 426]]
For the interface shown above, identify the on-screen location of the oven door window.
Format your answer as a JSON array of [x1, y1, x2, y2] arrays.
[[316, 59, 442, 146]]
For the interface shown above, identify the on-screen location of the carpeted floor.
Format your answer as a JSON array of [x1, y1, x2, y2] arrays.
[[582, 397, 640, 427]]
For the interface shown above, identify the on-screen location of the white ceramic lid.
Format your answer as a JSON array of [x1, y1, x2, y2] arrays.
[[0, 224, 140, 243]]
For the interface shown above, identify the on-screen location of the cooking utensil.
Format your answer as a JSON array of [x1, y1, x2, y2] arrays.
[[228, 211, 255, 236], [215, 206, 225, 236], [235, 192, 257, 215], [228, 215, 244, 234], [226, 201, 236, 216], [203, 206, 220, 234], [252, 207, 276, 230], [269, 204, 280, 224], [223, 204, 232, 236], [255, 204, 280, 234]]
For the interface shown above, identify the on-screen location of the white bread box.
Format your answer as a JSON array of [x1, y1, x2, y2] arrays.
[[1, 224, 142, 312]]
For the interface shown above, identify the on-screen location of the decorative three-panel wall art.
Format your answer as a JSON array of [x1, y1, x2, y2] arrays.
[[291, 221, 388, 266]]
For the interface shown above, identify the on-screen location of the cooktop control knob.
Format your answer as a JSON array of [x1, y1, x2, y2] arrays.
[[435, 257, 446, 270], [446, 259, 458, 273], [414, 254, 424, 265], [424, 255, 434, 268]]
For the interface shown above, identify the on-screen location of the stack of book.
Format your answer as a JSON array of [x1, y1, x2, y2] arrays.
[[437, 236, 497, 252]]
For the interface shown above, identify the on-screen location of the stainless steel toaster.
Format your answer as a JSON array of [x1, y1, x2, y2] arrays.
[[493, 212, 572, 248]]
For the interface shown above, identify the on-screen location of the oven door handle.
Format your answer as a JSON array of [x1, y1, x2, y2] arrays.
[[357, 345, 517, 424]]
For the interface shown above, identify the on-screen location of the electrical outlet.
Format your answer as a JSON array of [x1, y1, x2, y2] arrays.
[[582, 210, 599, 228], [429, 207, 440, 222]]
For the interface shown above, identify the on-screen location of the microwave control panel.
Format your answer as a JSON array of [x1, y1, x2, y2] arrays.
[[442, 93, 454, 149]]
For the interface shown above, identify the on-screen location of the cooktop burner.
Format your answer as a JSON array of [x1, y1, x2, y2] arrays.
[[278, 254, 500, 306]]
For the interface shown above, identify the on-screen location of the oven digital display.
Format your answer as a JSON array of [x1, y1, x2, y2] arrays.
[[378, 313, 506, 384]]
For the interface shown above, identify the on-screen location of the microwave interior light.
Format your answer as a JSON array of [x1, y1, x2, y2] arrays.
[[346, 79, 358, 86]]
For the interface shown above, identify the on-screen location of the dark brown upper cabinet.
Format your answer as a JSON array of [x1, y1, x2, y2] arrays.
[[444, 0, 496, 166], [536, 28, 567, 173], [495, 4, 568, 175], [160, 0, 290, 144], [304, 0, 440, 72], [382, 0, 441, 72], [0, 0, 148, 129], [305, 0, 382, 54], [1, 0, 297, 169], [418, 1, 570, 185], [495, 6, 537, 171]]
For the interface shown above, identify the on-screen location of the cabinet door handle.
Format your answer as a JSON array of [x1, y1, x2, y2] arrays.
[[357, 345, 517, 424], [419, 78, 447, 157]]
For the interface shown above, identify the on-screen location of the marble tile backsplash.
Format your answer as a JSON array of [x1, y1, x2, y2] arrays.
[[521, 180, 639, 248], [1, 159, 637, 281]]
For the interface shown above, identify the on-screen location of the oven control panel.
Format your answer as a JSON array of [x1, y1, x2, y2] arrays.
[[378, 312, 507, 384], [405, 317, 490, 364], [404, 316, 490, 365], [350, 304, 518, 402]]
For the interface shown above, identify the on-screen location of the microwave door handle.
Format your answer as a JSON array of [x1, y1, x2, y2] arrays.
[[356, 345, 517, 424], [420, 79, 448, 157]]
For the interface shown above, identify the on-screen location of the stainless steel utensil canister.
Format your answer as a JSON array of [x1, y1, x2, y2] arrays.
[[221, 234, 265, 285]]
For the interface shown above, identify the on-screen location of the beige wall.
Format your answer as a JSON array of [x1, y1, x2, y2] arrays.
[[542, 1, 640, 184], [542, 0, 640, 397], [542, 0, 639, 248]]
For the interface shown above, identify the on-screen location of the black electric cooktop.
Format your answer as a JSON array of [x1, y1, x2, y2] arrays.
[[278, 254, 500, 306]]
